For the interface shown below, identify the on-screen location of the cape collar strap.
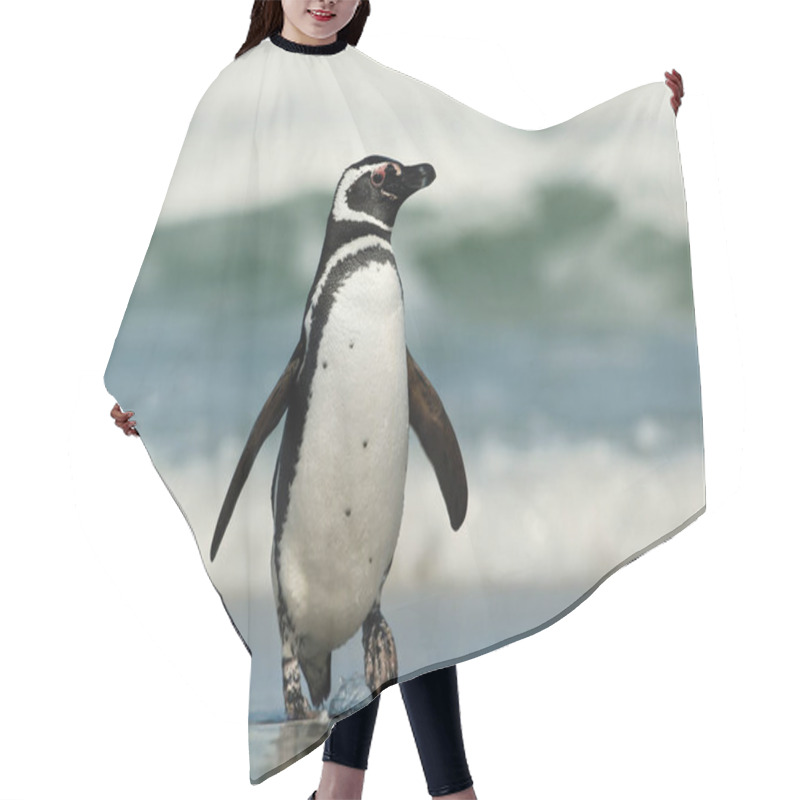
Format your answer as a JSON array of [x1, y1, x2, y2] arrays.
[[269, 32, 348, 56]]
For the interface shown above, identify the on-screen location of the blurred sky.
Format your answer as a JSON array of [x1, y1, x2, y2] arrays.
[[157, 57, 684, 238]]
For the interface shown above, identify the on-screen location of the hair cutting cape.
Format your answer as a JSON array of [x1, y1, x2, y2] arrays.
[[105, 33, 705, 784]]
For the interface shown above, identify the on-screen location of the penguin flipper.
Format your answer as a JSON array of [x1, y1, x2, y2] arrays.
[[406, 348, 468, 530], [210, 339, 304, 561]]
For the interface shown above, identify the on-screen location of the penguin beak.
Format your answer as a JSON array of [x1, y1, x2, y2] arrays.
[[370, 160, 436, 205], [398, 163, 436, 198]]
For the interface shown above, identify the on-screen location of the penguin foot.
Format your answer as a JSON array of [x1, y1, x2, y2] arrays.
[[285, 692, 317, 721], [276, 589, 332, 718], [283, 655, 317, 720], [362, 604, 398, 695]]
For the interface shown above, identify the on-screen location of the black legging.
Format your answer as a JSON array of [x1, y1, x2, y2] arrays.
[[323, 664, 473, 797]]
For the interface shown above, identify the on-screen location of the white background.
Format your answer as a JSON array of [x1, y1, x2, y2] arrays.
[[1, 1, 797, 798]]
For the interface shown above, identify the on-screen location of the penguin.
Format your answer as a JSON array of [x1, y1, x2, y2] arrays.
[[210, 155, 468, 721]]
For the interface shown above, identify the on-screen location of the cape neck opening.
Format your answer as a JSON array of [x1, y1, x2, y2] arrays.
[[269, 32, 348, 55]]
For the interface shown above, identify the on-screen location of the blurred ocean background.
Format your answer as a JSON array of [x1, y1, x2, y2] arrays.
[[109, 177, 702, 461], [107, 179, 704, 737]]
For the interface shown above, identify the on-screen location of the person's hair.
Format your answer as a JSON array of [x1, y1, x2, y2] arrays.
[[236, 1, 371, 59]]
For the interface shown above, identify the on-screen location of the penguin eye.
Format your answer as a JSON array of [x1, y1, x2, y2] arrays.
[[371, 169, 386, 188]]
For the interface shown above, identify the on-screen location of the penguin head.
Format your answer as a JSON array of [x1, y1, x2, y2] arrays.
[[332, 155, 436, 229]]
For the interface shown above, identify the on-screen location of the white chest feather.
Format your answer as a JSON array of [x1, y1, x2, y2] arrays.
[[277, 260, 409, 652]]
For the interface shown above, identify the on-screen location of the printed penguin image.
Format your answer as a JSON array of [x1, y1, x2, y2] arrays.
[[210, 155, 468, 720], [104, 38, 705, 782]]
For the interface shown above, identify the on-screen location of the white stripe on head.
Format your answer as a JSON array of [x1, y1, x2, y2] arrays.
[[332, 163, 392, 231]]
